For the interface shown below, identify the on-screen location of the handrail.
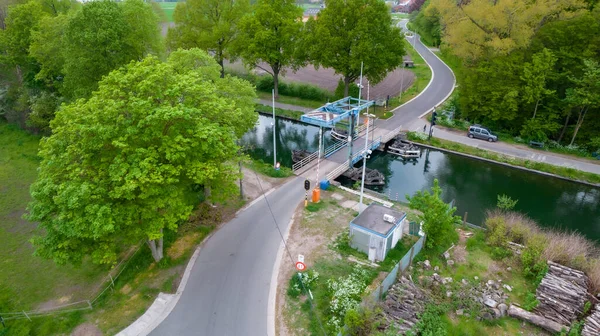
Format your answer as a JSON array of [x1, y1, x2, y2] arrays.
[[324, 140, 347, 158], [292, 150, 319, 171]]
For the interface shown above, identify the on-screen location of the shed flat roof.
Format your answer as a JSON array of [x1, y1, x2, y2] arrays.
[[352, 204, 406, 237]]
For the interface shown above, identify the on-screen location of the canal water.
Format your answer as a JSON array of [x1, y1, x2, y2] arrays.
[[242, 115, 600, 240]]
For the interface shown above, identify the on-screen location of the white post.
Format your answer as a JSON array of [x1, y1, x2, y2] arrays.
[[316, 126, 322, 185], [399, 63, 405, 103], [359, 112, 370, 211], [357, 61, 363, 128], [272, 89, 276, 167]]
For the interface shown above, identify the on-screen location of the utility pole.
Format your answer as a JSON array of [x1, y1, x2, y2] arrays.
[[359, 80, 372, 211], [349, 62, 364, 168], [272, 89, 277, 167], [428, 108, 437, 140]]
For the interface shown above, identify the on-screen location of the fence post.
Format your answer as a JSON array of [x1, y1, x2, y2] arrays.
[[22, 311, 31, 322], [109, 274, 115, 291], [407, 246, 415, 269], [87, 300, 93, 310], [463, 212, 468, 225]]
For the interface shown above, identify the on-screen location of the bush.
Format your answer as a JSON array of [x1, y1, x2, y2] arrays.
[[542, 231, 597, 270], [497, 194, 518, 210], [287, 270, 320, 298], [344, 307, 379, 336], [413, 304, 448, 336], [327, 266, 372, 332], [333, 79, 360, 100], [255, 75, 332, 101], [486, 216, 509, 248], [523, 291, 539, 311], [521, 233, 548, 282]]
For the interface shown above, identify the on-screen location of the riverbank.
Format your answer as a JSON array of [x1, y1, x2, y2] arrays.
[[407, 132, 600, 187]]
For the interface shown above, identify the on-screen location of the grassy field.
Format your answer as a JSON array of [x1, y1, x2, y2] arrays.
[[157, 1, 178, 22], [0, 122, 108, 311]]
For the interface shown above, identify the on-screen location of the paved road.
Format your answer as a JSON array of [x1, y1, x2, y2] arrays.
[[147, 21, 456, 336], [150, 177, 305, 336]]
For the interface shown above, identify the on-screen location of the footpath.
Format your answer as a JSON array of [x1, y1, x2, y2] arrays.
[[258, 98, 600, 176]]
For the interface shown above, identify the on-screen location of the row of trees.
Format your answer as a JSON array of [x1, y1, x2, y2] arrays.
[[411, 0, 600, 149], [169, 0, 405, 97], [0, 0, 162, 133]]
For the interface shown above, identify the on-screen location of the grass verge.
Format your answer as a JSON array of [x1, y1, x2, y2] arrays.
[[0, 122, 107, 311], [407, 131, 600, 185], [257, 91, 324, 109], [0, 121, 243, 335], [244, 158, 294, 178], [255, 103, 303, 120], [387, 39, 432, 110]]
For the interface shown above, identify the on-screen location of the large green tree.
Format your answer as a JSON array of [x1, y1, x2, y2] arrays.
[[306, 0, 405, 96], [520, 48, 556, 120], [237, 0, 304, 97], [26, 49, 258, 264], [565, 59, 600, 146], [62, 0, 161, 99], [406, 179, 460, 250], [169, 0, 249, 78]]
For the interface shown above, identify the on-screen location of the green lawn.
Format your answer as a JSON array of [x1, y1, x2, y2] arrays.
[[157, 1, 178, 22], [0, 122, 107, 310]]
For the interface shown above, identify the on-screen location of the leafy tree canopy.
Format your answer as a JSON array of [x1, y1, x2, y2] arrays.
[[62, 0, 162, 99], [306, 0, 405, 96], [27, 49, 258, 265], [169, 0, 249, 77], [237, 0, 304, 97], [406, 179, 460, 250]]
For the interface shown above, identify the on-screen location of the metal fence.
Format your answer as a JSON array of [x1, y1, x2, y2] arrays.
[[0, 241, 144, 322], [370, 233, 426, 302]]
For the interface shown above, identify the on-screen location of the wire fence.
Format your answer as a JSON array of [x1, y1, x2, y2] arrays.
[[0, 241, 145, 322]]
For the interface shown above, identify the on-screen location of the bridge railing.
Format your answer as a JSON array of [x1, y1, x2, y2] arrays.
[[323, 140, 347, 158], [291, 150, 319, 171], [381, 125, 403, 144]]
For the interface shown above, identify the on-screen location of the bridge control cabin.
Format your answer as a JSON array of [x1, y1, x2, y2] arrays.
[[349, 203, 407, 262]]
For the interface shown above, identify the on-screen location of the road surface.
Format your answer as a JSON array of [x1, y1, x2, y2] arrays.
[[148, 20, 455, 336]]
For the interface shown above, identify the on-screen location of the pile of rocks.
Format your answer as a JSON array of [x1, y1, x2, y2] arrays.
[[417, 259, 511, 320], [380, 276, 429, 334]]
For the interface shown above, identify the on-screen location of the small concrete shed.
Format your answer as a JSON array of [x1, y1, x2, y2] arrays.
[[349, 203, 407, 262]]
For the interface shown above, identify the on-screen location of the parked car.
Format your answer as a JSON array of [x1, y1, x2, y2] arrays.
[[467, 125, 498, 142]]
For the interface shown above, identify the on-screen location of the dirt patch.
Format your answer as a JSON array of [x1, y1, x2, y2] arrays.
[[71, 322, 102, 336], [226, 61, 416, 100], [241, 167, 290, 202], [167, 231, 200, 260], [4, 209, 37, 233]]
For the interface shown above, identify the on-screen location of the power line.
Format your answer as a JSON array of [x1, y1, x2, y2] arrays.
[[252, 172, 327, 336]]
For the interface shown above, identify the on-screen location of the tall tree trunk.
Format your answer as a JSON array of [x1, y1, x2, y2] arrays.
[[15, 65, 23, 84], [557, 109, 571, 143], [218, 58, 225, 79], [204, 185, 211, 200], [569, 106, 588, 146], [532, 99, 540, 119], [147, 234, 164, 262], [273, 68, 280, 98], [344, 76, 350, 97]]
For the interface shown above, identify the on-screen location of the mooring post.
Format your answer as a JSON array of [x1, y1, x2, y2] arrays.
[[463, 212, 468, 225]]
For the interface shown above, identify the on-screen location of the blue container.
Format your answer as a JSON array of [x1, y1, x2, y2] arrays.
[[320, 180, 330, 190]]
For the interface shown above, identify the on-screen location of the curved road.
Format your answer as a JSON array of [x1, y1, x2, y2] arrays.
[[148, 20, 455, 336]]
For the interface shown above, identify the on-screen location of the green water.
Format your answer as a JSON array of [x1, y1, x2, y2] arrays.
[[243, 115, 600, 240]]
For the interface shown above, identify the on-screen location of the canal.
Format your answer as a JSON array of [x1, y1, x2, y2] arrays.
[[242, 115, 600, 240]]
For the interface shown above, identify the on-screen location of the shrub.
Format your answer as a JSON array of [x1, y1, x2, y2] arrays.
[[333, 79, 360, 100], [523, 291, 539, 311], [413, 304, 448, 336], [255, 75, 332, 101], [486, 216, 508, 248], [543, 231, 597, 270], [521, 233, 548, 282], [344, 307, 379, 336], [497, 194, 518, 210], [588, 260, 600, 294], [287, 270, 320, 298], [327, 266, 372, 332]]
